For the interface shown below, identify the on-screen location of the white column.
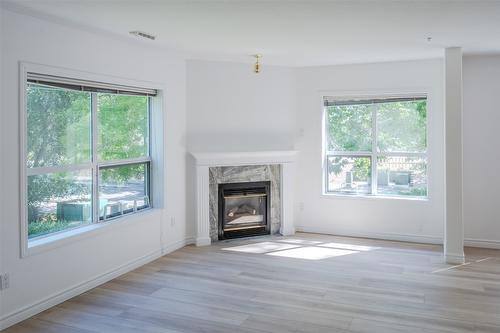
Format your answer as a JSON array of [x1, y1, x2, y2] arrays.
[[280, 162, 296, 236], [195, 165, 211, 246], [444, 47, 465, 264]]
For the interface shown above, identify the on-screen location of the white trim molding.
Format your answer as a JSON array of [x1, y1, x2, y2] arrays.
[[190, 150, 298, 167], [190, 151, 298, 246], [0, 237, 193, 331], [464, 238, 500, 250], [444, 252, 466, 265], [195, 165, 211, 247], [295, 225, 443, 245]]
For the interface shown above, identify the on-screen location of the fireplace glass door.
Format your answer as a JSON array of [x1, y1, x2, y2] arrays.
[[218, 181, 270, 240]]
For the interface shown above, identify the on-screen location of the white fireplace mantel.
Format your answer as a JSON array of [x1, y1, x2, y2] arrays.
[[190, 150, 298, 246]]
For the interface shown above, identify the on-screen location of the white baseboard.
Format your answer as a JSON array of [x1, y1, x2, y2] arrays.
[[280, 226, 296, 236], [0, 237, 193, 331], [444, 252, 466, 264], [196, 237, 211, 246], [296, 225, 500, 250], [295, 225, 443, 245], [162, 236, 195, 254], [464, 238, 500, 249]]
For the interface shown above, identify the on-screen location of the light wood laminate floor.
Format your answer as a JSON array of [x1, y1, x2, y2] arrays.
[[5, 233, 500, 333]]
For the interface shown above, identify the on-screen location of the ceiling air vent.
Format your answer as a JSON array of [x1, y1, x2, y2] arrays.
[[129, 31, 156, 41]]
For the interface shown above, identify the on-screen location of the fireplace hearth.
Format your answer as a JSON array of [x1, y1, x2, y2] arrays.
[[218, 181, 271, 240]]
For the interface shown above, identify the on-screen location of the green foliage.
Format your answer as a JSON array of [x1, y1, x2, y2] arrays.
[[28, 173, 88, 208], [27, 84, 91, 167], [327, 104, 372, 152], [327, 100, 426, 155], [27, 85, 91, 228], [353, 157, 370, 180], [98, 94, 148, 183], [328, 156, 345, 175], [397, 187, 428, 197], [328, 157, 371, 182], [377, 101, 427, 152], [98, 94, 148, 160], [28, 218, 75, 238], [100, 163, 146, 185]]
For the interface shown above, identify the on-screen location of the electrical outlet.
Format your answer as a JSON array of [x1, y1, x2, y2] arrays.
[[0, 273, 10, 290], [170, 217, 176, 227], [299, 202, 305, 211]]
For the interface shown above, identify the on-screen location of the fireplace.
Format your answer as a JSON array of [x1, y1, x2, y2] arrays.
[[218, 181, 271, 240]]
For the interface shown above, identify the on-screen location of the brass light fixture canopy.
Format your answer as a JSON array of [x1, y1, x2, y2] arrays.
[[254, 54, 262, 73]]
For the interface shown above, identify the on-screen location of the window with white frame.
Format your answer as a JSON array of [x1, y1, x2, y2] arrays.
[[323, 96, 428, 198], [25, 73, 155, 240]]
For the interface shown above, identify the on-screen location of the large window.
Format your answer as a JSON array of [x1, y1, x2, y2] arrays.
[[323, 96, 427, 198], [25, 74, 155, 240]]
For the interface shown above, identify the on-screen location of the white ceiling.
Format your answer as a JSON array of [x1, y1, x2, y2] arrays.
[[4, 0, 500, 66]]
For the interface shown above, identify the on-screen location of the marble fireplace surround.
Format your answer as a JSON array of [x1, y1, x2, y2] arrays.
[[191, 151, 297, 246]]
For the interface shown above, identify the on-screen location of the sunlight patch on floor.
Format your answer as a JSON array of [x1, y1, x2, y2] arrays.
[[266, 246, 358, 260], [221, 239, 377, 260], [221, 242, 300, 254], [276, 239, 324, 245]]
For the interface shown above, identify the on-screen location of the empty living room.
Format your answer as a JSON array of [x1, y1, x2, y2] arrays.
[[1, 0, 500, 332]]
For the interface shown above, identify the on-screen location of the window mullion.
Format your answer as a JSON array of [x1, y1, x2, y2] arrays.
[[326, 151, 372, 156], [376, 151, 427, 157], [147, 97, 152, 157], [98, 157, 151, 168], [371, 104, 377, 195], [91, 92, 99, 224]]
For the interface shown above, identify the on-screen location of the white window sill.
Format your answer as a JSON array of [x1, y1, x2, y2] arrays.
[[24, 208, 159, 258], [321, 192, 429, 202]]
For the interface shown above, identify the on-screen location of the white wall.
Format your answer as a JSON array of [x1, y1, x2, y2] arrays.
[[463, 55, 500, 247], [186, 60, 298, 152], [0, 9, 187, 329], [295, 60, 445, 243]]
